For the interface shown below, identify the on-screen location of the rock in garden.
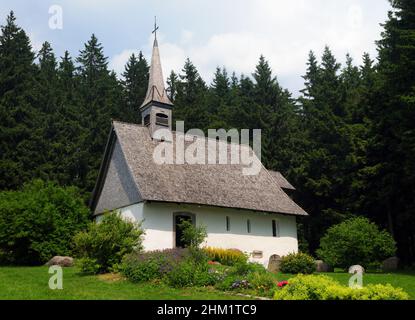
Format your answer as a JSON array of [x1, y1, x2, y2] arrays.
[[382, 257, 399, 272], [46, 256, 74, 267], [267, 254, 282, 273], [315, 260, 333, 272], [348, 265, 365, 274]]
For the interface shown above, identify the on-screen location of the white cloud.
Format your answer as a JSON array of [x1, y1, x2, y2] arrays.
[[109, 32, 187, 82], [180, 30, 193, 45], [109, 0, 390, 95], [28, 32, 44, 53], [109, 49, 137, 76]]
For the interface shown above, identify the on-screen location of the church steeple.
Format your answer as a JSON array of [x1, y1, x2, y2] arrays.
[[140, 17, 173, 136], [141, 17, 173, 108]]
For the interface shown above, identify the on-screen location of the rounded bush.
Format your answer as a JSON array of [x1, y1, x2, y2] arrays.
[[279, 252, 316, 274], [316, 217, 396, 269], [0, 180, 89, 265], [73, 212, 144, 274]]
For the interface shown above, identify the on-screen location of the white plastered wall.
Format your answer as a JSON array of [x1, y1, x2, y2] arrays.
[[99, 201, 298, 266]]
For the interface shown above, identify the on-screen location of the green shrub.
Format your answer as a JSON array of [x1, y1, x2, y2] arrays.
[[177, 219, 209, 265], [204, 247, 248, 266], [215, 274, 241, 291], [76, 257, 100, 274], [122, 246, 214, 288], [0, 180, 89, 265], [228, 259, 266, 276], [73, 212, 144, 274], [165, 260, 196, 288], [121, 248, 189, 283], [359, 284, 410, 300], [273, 274, 409, 300], [165, 260, 215, 288], [279, 252, 316, 274], [247, 272, 277, 297], [317, 217, 396, 269], [178, 220, 207, 249]]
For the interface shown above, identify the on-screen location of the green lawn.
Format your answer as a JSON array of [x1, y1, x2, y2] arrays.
[[0, 266, 414, 300], [0, 266, 249, 300]]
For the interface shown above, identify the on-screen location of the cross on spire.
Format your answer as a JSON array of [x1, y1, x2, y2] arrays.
[[140, 16, 173, 109], [152, 16, 159, 40]]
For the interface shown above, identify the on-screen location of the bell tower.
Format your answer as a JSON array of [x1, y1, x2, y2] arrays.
[[140, 17, 173, 137]]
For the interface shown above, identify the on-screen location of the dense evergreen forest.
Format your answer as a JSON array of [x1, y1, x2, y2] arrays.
[[0, 0, 414, 263]]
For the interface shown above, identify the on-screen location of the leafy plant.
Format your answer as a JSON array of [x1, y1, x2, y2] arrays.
[[317, 217, 396, 269], [73, 212, 144, 274], [121, 248, 189, 283], [279, 252, 316, 274], [204, 247, 247, 266], [274, 274, 409, 300], [177, 220, 209, 265], [247, 272, 277, 297], [75, 257, 100, 275], [165, 260, 215, 288], [178, 220, 207, 249], [0, 180, 89, 265]]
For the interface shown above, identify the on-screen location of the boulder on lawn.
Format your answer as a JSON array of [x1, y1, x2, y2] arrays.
[[315, 260, 333, 272], [348, 265, 365, 274], [382, 257, 399, 272], [46, 256, 74, 267], [267, 254, 282, 273]]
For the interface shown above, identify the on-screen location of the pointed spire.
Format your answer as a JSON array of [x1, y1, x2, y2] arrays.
[[140, 18, 172, 108]]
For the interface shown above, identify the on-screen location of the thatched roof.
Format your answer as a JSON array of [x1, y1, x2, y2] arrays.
[[268, 170, 296, 190], [91, 120, 307, 216]]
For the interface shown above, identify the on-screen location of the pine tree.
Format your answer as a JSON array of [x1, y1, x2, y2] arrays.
[[122, 52, 149, 123], [166, 70, 178, 102], [207, 67, 231, 128], [76, 34, 123, 193], [173, 58, 209, 131], [297, 48, 353, 253], [364, 0, 415, 262], [0, 11, 41, 189], [47, 51, 87, 188]]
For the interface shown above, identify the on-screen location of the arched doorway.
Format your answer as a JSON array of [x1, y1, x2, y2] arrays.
[[173, 212, 195, 248]]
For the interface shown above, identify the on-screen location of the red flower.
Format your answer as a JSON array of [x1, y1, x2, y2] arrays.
[[277, 281, 289, 288]]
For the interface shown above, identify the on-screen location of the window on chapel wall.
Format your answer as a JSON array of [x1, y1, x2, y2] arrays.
[[247, 219, 251, 233], [173, 212, 195, 248], [226, 216, 230, 231], [272, 220, 280, 238]]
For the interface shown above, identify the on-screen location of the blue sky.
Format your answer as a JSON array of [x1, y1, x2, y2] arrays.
[[0, 0, 391, 95]]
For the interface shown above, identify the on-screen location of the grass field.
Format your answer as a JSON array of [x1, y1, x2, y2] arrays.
[[0, 266, 414, 300], [0, 266, 249, 300]]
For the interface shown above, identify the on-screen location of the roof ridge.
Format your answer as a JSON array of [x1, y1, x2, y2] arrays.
[[112, 119, 145, 128], [95, 121, 308, 216]]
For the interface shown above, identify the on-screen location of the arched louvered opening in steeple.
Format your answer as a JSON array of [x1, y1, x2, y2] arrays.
[[144, 114, 151, 127], [155, 113, 169, 127]]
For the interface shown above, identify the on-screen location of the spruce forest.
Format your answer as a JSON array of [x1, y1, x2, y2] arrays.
[[1, 0, 414, 264]]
